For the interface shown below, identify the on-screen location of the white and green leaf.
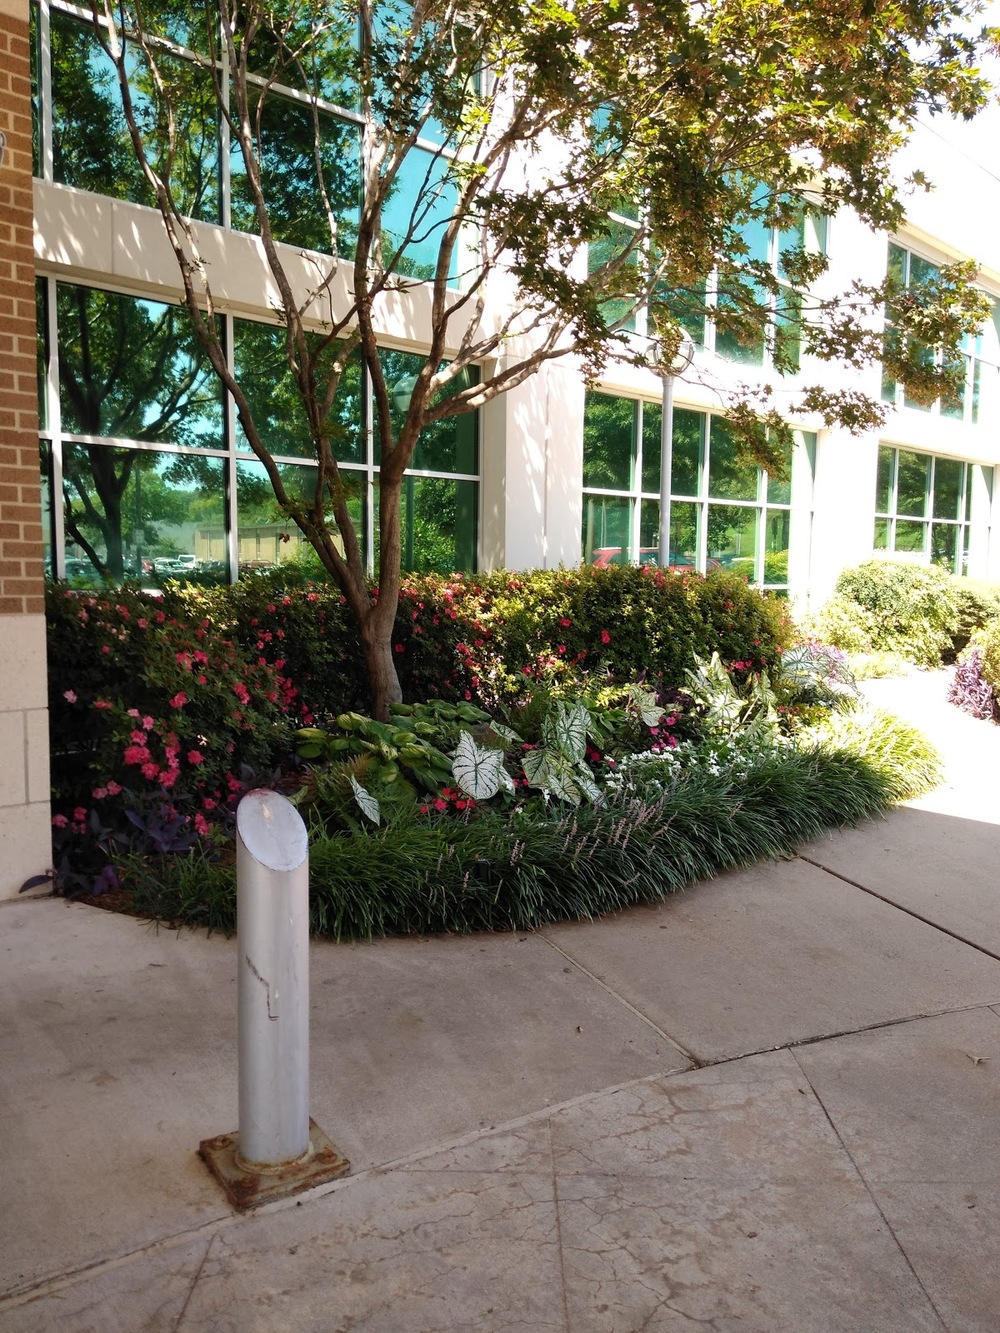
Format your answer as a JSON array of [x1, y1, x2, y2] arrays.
[[348, 776, 381, 825]]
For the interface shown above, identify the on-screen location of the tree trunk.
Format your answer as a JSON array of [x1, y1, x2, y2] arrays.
[[360, 608, 403, 721]]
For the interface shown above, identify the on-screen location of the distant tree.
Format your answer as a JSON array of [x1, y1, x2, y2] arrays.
[[84, 0, 994, 715]]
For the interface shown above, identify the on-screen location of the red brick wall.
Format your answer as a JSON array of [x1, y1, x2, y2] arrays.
[[0, 7, 44, 617]]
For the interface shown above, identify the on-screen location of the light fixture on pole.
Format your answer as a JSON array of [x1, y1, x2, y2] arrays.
[[656, 335, 695, 567]]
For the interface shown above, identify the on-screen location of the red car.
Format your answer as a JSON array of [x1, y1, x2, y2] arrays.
[[591, 547, 719, 571]]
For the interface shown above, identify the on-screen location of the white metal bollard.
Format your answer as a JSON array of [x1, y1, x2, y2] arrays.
[[236, 788, 311, 1169]]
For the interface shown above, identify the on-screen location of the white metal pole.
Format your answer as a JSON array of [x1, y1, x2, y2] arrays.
[[236, 790, 311, 1169], [658, 371, 674, 566]]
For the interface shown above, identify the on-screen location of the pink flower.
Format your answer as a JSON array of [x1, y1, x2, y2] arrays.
[[193, 813, 211, 837], [559, 618, 572, 628], [52, 813, 69, 828], [227, 774, 243, 792], [187, 750, 204, 766], [130, 729, 146, 744], [92, 787, 108, 800], [141, 762, 160, 780], [127, 708, 140, 719], [124, 745, 149, 765], [101, 645, 110, 654], [202, 797, 217, 810], [160, 769, 178, 789], [72, 806, 87, 822], [601, 629, 611, 645], [142, 716, 155, 731], [433, 798, 448, 812], [233, 683, 250, 705], [106, 781, 122, 796], [137, 617, 148, 629], [94, 699, 113, 710], [169, 692, 188, 709], [63, 690, 77, 703]]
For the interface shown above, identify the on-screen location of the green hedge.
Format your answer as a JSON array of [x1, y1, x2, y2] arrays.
[[165, 564, 792, 719]]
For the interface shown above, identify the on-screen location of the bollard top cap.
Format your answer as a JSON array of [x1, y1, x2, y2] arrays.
[[236, 789, 309, 872]]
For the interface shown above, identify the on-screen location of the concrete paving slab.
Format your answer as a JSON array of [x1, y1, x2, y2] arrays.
[[801, 807, 1000, 955], [6, 1051, 949, 1333], [543, 857, 1000, 1064], [176, 1167, 566, 1333], [0, 1234, 213, 1333], [792, 1007, 1000, 1185], [864, 1182, 1000, 1333], [0, 897, 685, 1296]]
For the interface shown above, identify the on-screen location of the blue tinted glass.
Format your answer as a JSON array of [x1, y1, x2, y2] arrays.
[[382, 146, 458, 282]]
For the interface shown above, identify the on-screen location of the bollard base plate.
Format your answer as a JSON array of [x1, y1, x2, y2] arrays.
[[199, 1118, 350, 1212]]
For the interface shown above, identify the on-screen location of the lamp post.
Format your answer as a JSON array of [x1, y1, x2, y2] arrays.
[[656, 336, 695, 568]]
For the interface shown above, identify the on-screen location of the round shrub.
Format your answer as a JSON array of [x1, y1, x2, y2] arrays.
[[978, 616, 1000, 706], [832, 558, 960, 666]]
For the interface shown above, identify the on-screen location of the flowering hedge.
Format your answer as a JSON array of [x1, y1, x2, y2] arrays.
[[46, 585, 292, 845], [45, 565, 790, 874]]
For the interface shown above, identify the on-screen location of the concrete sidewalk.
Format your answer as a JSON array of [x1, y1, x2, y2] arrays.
[[2, 670, 999, 1331]]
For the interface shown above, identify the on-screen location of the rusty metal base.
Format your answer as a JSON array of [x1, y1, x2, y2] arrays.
[[199, 1118, 350, 1211]]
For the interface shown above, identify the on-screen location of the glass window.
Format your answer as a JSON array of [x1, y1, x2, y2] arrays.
[[374, 477, 477, 573], [582, 494, 632, 566], [933, 458, 963, 520], [763, 509, 790, 584], [50, 9, 220, 223], [380, 146, 459, 283], [893, 519, 926, 554], [233, 319, 364, 463], [583, 392, 634, 491], [61, 444, 226, 584], [236, 457, 365, 576], [875, 446, 894, 513], [230, 93, 361, 256], [237, 9, 359, 109], [588, 219, 639, 332], [57, 284, 223, 448], [707, 504, 757, 576], [640, 401, 662, 494], [873, 518, 890, 550], [895, 450, 928, 518], [671, 409, 703, 496], [380, 351, 478, 474], [665, 500, 699, 568], [708, 419, 757, 501]]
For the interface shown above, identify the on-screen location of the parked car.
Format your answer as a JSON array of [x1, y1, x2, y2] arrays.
[[590, 547, 720, 572]]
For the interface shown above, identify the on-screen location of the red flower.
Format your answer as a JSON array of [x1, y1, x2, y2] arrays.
[[169, 692, 188, 709], [601, 629, 611, 645]]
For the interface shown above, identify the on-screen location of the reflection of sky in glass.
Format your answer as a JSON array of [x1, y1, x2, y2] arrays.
[[381, 147, 458, 282]]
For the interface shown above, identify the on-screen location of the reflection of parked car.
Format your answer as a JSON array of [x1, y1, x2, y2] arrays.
[[63, 557, 94, 580], [591, 547, 720, 572]]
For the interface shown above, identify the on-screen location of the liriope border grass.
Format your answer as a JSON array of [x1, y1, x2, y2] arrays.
[[125, 709, 941, 941]]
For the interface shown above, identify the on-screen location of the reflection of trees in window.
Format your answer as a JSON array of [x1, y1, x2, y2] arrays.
[[56, 282, 222, 579], [49, 8, 220, 222], [230, 92, 361, 254], [381, 349, 477, 474], [234, 319, 364, 463], [582, 392, 634, 491], [62, 446, 224, 582]]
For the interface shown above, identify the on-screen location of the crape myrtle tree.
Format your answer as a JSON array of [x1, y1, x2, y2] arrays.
[[87, 0, 993, 717]]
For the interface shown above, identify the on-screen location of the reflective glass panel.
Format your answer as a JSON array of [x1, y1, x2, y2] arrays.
[[379, 351, 478, 474], [671, 409, 703, 497], [236, 457, 365, 576], [381, 146, 459, 282], [895, 450, 928, 517], [873, 518, 890, 549], [774, 287, 801, 373], [893, 519, 926, 554], [706, 504, 757, 577], [933, 457, 963, 521], [763, 509, 790, 584], [640, 401, 661, 495], [582, 495, 631, 565], [51, 10, 220, 222], [665, 500, 699, 570], [875, 446, 894, 513], [708, 419, 757, 501], [766, 437, 793, 505], [583, 393, 634, 491], [930, 523, 958, 571], [233, 319, 363, 463], [587, 219, 639, 332], [62, 445, 226, 584], [374, 477, 477, 574], [231, 94, 361, 255], [236, 9, 359, 109], [57, 284, 223, 447], [36, 278, 48, 431]]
